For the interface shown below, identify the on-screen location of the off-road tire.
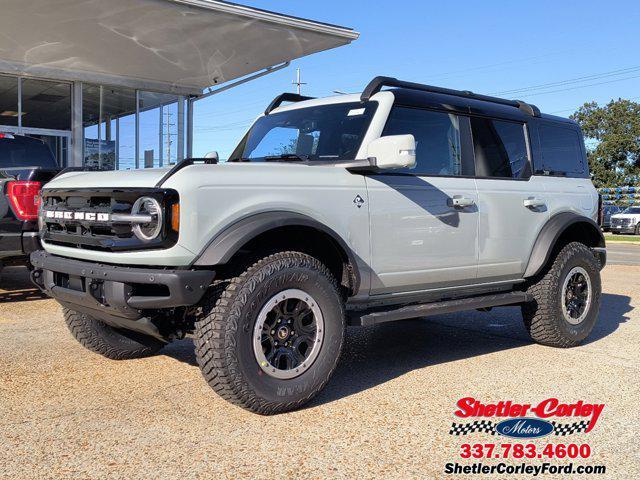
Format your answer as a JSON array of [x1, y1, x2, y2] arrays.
[[64, 308, 164, 360], [522, 242, 601, 348], [194, 251, 345, 415]]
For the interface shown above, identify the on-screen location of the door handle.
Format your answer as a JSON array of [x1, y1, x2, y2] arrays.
[[523, 197, 546, 209], [448, 196, 475, 208]]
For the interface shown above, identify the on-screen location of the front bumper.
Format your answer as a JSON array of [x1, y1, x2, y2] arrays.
[[30, 250, 215, 340], [0, 233, 22, 261], [21, 231, 41, 255], [0, 231, 40, 265], [610, 225, 637, 234]]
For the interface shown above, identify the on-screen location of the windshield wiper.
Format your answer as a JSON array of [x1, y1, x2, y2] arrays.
[[263, 154, 309, 162]]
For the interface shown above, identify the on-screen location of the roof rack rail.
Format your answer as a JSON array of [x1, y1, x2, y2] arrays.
[[360, 76, 541, 117], [265, 93, 315, 114]]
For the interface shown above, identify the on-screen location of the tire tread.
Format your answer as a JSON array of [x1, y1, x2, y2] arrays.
[[194, 251, 343, 415], [522, 242, 601, 348], [64, 309, 163, 360]]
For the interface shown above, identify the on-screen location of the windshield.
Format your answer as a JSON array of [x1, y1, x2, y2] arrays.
[[0, 136, 57, 169], [229, 101, 377, 162], [622, 207, 640, 214]]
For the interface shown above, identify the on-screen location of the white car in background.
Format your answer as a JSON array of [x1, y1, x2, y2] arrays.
[[610, 206, 640, 234]]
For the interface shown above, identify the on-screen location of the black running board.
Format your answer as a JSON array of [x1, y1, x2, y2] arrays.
[[348, 292, 532, 327]]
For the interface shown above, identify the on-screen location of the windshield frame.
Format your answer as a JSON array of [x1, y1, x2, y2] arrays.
[[228, 100, 378, 163]]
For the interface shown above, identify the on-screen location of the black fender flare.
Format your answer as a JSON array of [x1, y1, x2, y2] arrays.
[[191, 211, 362, 292], [523, 212, 605, 278]]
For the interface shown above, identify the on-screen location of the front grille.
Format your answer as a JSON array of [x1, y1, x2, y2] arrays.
[[611, 217, 633, 228], [41, 188, 178, 251]]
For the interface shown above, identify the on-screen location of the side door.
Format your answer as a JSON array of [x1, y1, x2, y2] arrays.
[[471, 116, 550, 281], [366, 106, 479, 295]]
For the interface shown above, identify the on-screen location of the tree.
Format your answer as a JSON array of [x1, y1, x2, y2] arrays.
[[571, 99, 640, 188]]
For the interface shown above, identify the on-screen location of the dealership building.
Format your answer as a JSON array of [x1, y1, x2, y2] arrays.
[[0, 0, 357, 169]]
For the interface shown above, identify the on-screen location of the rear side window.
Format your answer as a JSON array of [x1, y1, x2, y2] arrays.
[[382, 107, 469, 176], [470, 117, 529, 179], [0, 136, 56, 168], [538, 124, 586, 176]]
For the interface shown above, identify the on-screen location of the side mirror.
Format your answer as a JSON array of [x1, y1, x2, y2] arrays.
[[366, 135, 416, 170], [204, 151, 219, 162]]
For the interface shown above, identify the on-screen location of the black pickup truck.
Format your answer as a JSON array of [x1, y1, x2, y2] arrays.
[[0, 133, 60, 275]]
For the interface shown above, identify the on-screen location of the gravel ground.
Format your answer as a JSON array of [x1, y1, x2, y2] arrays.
[[1, 264, 638, 479]]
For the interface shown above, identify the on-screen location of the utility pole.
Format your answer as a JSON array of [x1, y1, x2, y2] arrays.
[[292, 67, 307, 95], [164, 109, 176, 165]]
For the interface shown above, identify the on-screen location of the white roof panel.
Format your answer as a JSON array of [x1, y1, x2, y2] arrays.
[[0, 0, 358, 94]]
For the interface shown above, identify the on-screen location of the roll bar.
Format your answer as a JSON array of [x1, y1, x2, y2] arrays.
[[360, 76, 541, 117]]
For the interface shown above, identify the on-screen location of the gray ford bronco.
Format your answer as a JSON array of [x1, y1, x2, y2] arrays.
[[31, 77, 606, 414]]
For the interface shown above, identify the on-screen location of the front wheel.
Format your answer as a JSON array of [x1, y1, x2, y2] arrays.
[[194, 251, 344, 414], [522, 242, 601, 348]]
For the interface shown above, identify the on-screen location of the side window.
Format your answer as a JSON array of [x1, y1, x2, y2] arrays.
[[470, 117, 529, 179], [538, 124, 585, 176], [382, 107, 464, 175]]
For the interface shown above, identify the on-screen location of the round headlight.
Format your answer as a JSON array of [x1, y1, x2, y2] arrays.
[[131, 197, 163, 241]]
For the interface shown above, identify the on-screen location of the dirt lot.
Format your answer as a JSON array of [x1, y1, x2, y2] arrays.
[[1, 264, 638, 479]]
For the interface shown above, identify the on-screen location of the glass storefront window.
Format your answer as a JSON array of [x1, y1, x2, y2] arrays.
[[118, 114, 136, 170], [82, 85, 184, 170], [21, 78, 71, 130], [138, 91, 180, 168], [0, 75, 19, 127], [83, 84, 136, 169], [0, 76, 192, 170]]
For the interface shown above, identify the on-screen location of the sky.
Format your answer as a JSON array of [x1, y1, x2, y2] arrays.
[[192, 0, 640, 159]]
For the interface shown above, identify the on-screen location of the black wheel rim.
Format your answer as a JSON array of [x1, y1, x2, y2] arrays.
[[253, 289, 324, 379], [561, 266, 592, 325]]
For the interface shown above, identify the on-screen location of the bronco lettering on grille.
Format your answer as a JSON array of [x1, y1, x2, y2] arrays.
[[45, 210, 110, 222]]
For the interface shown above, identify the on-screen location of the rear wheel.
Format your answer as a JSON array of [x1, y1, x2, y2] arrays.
[[522, 242, 601, 347], [64, 308, 164, 360], [194, 251, 344, 414]]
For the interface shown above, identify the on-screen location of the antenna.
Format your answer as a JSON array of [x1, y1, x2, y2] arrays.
[[292, 67, 307, 95]]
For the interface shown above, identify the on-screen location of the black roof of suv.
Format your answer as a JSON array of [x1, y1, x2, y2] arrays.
[[0, 134, 57, 169]]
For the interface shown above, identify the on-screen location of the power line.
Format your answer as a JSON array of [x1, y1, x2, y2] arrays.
[[492, 65, 640, 95], [517, 73, 640, 98], [333, 50, 572, 92], [550, 95, 640, 115], [193, 123, 252, 133]]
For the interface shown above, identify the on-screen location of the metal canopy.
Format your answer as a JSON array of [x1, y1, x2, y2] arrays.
[[0, 0, 359, 95]]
